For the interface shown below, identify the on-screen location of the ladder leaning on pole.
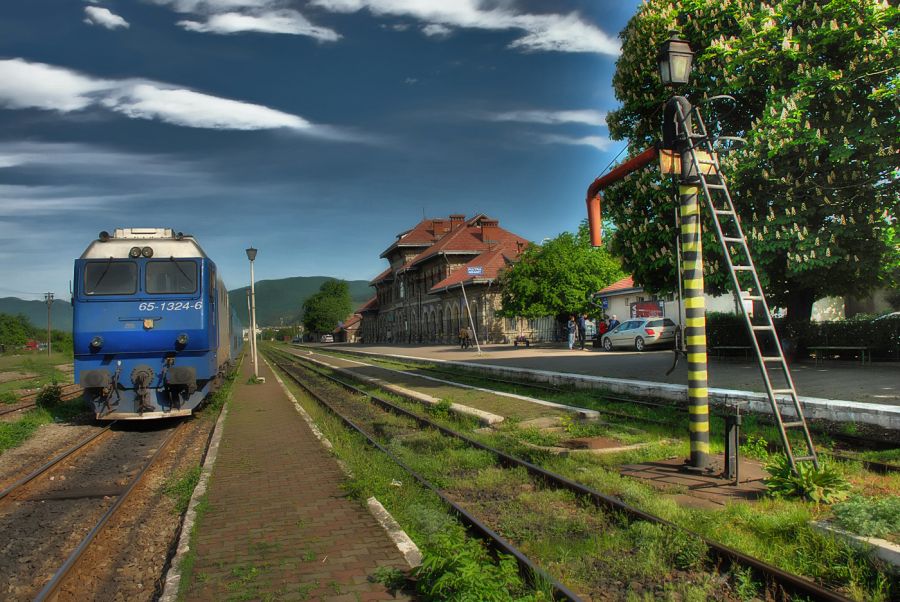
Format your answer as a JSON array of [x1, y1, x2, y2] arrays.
[[674, 102, 818, 472]]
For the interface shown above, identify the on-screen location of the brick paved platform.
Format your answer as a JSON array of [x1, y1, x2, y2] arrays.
[[185, 358, 412, 601]]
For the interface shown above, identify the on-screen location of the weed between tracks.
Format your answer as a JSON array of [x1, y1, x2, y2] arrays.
[[0, 397, 86, 453], [280, 346, 897, 601]]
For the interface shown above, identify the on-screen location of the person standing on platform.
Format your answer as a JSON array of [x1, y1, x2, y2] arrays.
[[608, 315, 620, 331], [566, 315, 577, 350], [577, 313, 587, 350]]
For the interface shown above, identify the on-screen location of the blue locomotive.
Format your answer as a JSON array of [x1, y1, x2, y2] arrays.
[[73, 228, 242, 419]]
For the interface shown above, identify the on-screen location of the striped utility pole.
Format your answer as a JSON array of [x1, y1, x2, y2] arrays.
[[679, 183, 709, 468], [44, 292, 54, 356]]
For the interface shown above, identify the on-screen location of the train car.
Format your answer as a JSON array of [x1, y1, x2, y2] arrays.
[[73, 228, 241, 419]]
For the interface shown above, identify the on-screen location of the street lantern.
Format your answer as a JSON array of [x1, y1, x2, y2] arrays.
[[246, 246, 259, 380], [657, 33, 694, 85]]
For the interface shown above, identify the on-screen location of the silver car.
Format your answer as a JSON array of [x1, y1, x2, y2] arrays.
[[601, 318, 678, 351]]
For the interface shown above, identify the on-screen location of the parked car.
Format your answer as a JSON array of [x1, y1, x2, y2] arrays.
[[320, 334, 334, 343], [601, 317, 678, 351]]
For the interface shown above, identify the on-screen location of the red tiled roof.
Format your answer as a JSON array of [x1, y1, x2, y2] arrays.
[[429, 244, 524, 293], [379, 217, 454, 258], [596, 275, 639, 296], [408, 216, 527, 269], [357, 297, 378, 312], [368, 267, 394, 285], [342, 314, 361, 329]]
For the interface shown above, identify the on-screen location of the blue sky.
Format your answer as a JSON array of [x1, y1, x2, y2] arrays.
[[0, 0, 642, 299]]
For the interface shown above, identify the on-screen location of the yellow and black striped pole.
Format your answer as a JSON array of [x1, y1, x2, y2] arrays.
[[680, 182, 709, 469]]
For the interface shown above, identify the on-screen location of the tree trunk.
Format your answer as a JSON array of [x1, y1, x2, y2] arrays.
[[785, 288, 816, 323]]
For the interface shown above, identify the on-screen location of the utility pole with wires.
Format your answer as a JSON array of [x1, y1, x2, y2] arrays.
[[44, 292, 54, 356]]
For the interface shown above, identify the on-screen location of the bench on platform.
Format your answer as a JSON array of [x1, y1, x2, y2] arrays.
[[808, 345, 869, 365], [711, 345, 752, 360], [513, 335, 530, 348]]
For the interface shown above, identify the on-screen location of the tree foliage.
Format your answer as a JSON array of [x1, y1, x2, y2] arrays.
[[301, 279, 353, 334], [605, 0, 899, 320], [499, 224, 624, 318], [0, 313, 32, 348]]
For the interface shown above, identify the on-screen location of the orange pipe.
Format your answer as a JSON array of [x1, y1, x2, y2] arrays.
[[585, 146, 658, 247]]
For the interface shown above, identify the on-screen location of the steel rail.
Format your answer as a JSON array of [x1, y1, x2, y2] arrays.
[[33, 420, 187, 602], [271, 356, 582, 602], [274, 349, 855, 602], [0, 423, 116, 501]]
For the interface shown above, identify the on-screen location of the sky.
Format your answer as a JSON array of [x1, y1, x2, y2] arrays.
[[0, 0, 643, 299]]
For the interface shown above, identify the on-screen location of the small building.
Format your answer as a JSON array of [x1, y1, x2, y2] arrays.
[[595, 275, 849, 323], [334, 313, 362, 343]]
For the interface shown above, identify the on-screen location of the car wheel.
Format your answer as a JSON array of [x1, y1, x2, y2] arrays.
[[634, 336, 645, 352], [603, 337, 612, 352]]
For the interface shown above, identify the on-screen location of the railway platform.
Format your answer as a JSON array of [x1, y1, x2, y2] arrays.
[[180, 359, 413, 601]]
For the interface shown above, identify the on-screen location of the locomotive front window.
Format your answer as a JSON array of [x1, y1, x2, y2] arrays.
[[146, 260, 198, 294], [84, 261, 137, 295]]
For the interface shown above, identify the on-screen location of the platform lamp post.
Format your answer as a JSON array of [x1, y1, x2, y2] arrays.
[[658, 33, 710, 471], [246, 246, 259, 380]]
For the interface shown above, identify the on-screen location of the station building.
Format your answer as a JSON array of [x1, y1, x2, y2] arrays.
[[359, 214, 551, 344]]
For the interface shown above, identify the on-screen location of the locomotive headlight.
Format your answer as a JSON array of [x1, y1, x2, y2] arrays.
[[176, 333, 189, 346], [90, 336, 104, 349], [141, 246, 154, 258], [129, 246, 142, 258]]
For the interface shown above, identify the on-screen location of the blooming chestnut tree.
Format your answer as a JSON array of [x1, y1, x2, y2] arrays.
[[604, 0, 898, 321]]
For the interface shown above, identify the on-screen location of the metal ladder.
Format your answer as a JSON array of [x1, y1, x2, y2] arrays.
[[674, 102, 818, 471]]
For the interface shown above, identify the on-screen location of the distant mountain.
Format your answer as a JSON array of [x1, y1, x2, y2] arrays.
[[228, 276, 371, 327], [0, 297, 73, 332]]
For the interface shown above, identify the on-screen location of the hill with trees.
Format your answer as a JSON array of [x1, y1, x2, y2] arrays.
[[0, 297, 73, 332], [228, 276, 370, 326]]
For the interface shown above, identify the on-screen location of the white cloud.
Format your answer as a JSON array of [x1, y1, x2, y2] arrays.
[[151, 0, 338, 40], [421, 23, 451, 37], [538, 133, 612, 151], [178, 9, 340, 40], [486, 109, 606, 127], [309, 0, 620, 55], [0, 58, 321, 132], [83, 6, 130, 29], [102, 84, 311, 130], [0, 59, 112, 112]]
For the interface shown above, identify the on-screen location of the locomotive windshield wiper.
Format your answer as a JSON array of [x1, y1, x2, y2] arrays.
[[91, 256, 115, 291], [169, 256, 193, 287]]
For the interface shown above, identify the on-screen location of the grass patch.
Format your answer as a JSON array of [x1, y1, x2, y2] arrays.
[[0, 396, 87, 454], [164, 465, 202, 514]]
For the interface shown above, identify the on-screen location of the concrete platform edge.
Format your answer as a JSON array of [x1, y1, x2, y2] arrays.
[[159, 375, 232, 602], [325, 346, 900, 431], [265, 356, 423, 570], [297, 350, 504, 425]]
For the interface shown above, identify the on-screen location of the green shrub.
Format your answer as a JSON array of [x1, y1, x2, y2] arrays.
[[740, 434, 769, 462], [764, 454, 851, 504], [413, 533, 532, 601], [428, 398, 453, 420], [35, 382, 62, 409], [832, 496, 900, 540]]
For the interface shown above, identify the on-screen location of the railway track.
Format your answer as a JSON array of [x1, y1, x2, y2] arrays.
[[0, 383, 84, 418], [0, 419, 186, 600], [270, 348, 856, 602], [308, 348, 900, 473]]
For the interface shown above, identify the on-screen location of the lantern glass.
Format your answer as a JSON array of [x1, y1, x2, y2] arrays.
[[246, 247, 257, 261], [657, 34, 693, 85]]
